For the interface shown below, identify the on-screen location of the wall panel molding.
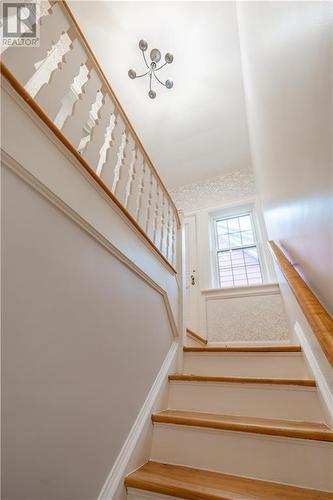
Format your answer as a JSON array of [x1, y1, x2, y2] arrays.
[[1, 150, 178, 338]]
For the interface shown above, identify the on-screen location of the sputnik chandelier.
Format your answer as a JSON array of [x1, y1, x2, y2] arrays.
[[128, 39, 174, 99]]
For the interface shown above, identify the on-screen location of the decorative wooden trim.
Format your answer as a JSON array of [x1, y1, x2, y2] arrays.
[[183, 345, 301, 353], [60, 1, 180, 228], [186, 328, 208, 345], [169, 374, 316, 387], [268, 241, 333, 368], [0, 62, 177, 275], [125, 461, 333, 500], [152, 410, 333, 442]]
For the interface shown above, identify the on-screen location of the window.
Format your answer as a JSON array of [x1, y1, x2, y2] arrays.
[[215, 213, 263, 288]]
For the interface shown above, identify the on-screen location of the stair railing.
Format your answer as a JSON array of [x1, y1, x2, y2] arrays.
[[1, 0, 179, 273]]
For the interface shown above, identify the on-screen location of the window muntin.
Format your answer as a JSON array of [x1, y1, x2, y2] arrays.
[[215, 213, 263, 288]]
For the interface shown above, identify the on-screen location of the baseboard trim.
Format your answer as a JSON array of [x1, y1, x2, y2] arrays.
[[295, 322, 333, 426], [97, 341, 179, 500]]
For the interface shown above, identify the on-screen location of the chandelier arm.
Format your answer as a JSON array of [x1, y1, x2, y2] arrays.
[[152, 71, 166, 87], [154, 62, 168, 72], [142, 50, 150, 69], [149, 71, 152, 91], [136, 69, 151, 78]]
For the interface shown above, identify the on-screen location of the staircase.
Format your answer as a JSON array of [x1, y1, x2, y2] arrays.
[[125, 342, 333, 499]]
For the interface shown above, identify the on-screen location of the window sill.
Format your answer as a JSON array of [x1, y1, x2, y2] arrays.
[[201, 283, 280, 299]]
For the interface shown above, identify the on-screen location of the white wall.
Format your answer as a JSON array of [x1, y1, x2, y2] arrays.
[[237, 0, 333, 418], [1, 80, 180, 499], [1, 166, 174, 499], [237, 1, 333, 315]]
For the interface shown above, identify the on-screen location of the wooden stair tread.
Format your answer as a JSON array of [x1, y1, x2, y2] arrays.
[[152, 410, 333, 442], [184, 345, 301, 353], [169, 374, 316, 386], [125, 461, 333, 499], [186, 328, 208, 345]]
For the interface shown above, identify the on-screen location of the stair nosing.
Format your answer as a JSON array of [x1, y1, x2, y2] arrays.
[[152, 410, 333, 442], [125, 461, 333, 500], [183, 346, 302, 353], [169, 374, 316, 387]]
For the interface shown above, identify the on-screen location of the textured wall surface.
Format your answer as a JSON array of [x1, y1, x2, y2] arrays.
[[206, 292, 290, 343], [170, 167, 255, 213]]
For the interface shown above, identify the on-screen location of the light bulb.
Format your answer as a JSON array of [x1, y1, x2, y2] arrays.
[[165, 53, 174, 64], [139, 39, 148, 51], [165, 78, 173, 89], [148, 89, 157, 99], [128, 68, 136, 79], [150, 48, 161, 63]]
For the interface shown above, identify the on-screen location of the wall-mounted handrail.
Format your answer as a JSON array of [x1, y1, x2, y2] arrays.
[[1, 0, 179, 273], [268, 241, 333, 367]]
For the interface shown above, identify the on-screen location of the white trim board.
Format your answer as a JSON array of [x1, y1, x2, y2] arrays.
[[206, 340, 294, 346], [201, 283, 281, 301], [1, 151, 179, 339], [295, 321, 333, 427], [98, 341, 179, 500]]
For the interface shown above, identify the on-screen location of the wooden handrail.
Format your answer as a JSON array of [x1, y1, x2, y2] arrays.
[[60, 1, 179, 228], [0, 61, 177, 275], [268, 241, 333, 367]]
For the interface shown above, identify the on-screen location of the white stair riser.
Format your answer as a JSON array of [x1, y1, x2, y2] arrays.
[[127, 488, 185, 500], [168, 382, 325, 422], [151, 424, 333, 491], [183, 353, 312, 378]]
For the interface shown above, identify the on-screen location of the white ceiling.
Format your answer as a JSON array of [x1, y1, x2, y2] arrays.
[[69, 1, 252, 189]]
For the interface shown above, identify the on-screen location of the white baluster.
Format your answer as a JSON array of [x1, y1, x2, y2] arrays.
[[100, 113, 125, 192], [35, 36, 87, 120], [153, 183, 163, 249], [126, 151, 144, 219], [166, 203, 173, 262], [124, 146, 138, 209], [137, 163, 150, 230], [172, 214, 177, 267], [159, 191, 167, 256], [145, 171, 157, 241], [114, 133, 136, 206], [61, 68, 101, 149], [2, 2, 70, 86], [96, 113, 116, 176], [82, 93, 115, 171]]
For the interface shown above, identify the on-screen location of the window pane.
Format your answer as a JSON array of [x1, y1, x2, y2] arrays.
[[239, 215, 252, 231], [241, 230, 254, 246], [228, 232, 242, 248], [227, 217, 240, 233], [218, 235, 230, 250], [218, 252, 231, 268], [234, 279, 248, 287], [231, 249, 245, 267], [216, 220, 229, 235]]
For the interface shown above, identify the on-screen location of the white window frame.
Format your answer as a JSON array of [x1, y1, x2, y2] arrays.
[[209, 201, 272, 288]]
